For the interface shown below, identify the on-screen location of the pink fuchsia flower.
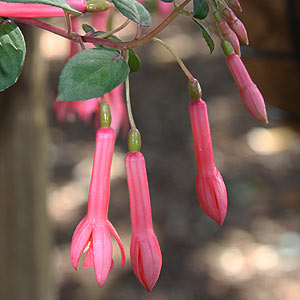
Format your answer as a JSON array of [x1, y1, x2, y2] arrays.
[[70, 127, 125, 287], [214, 12, 240, 56], [125, 132, 162, 291], [189, 99, 227, 225], [0, 0, 87, 18], [223, 42, 268, 123]]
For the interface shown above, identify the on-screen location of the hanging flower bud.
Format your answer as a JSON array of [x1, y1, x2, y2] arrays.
[[70, 103, 125, 287], [214, 11, 241, 56], [189, 98, 227, 225], [222, 41, 268, 123], [227, 0, 242, 12], [125, 129, 162, 291], [219, 5, 248, 45], [0, 0, 86, 17]]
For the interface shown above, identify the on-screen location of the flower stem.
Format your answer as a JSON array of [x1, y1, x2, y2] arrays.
[[124, 50, 136, 129], [10, 0, 192, 50], [152, 37, 195, 82], [92, 19, 130, 39]]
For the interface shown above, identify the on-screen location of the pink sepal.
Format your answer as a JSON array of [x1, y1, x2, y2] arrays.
[[240, 84, 268, 123], [130, 230, 162, 292], [196, 169, 227, 226]]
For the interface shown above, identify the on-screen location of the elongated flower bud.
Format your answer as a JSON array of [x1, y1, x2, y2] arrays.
[[225, 49, 268, 123], [227, 0, 242, 12], [214, 12, 241, 56], [125, 151, 162, 291], [0, 0, 86, 17], [189, 99, 227, 225], [220, 6, 248, 44]]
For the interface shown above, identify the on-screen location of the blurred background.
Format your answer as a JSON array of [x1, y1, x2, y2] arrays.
[[0, 0, 300, 299]]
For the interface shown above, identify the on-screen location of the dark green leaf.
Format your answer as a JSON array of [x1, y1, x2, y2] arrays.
[[193, 0, 209, 20], [193, 19, 214, 54], [58, 48, 129, 101], [82, 24, 95, 34], [112, 0, 151, 27], [128, 49, 140, 74], [0, 0, 82, 15], [81, 27, 141, 74], [0, 20, 26, 91]]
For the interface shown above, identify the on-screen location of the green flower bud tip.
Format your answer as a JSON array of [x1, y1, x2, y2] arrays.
[[100, 101, 111, 128], [221, 40, 235, 56], [213, 11, 222, 23], [188, 79, 202, 101], [128, 129, 141, 153], [86, 0, 110, 12]]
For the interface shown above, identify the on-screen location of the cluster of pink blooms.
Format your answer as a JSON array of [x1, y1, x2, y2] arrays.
[[1, 0, 268, 290], [70, 100, 162, 291]]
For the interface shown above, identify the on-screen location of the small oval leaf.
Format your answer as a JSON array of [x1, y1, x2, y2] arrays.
[[193, 0, 209, 20], [58, 48, 129, 101], [112, 0, 151, 27]]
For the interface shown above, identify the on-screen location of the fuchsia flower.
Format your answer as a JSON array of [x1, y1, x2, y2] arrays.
[[125, 139, 162, 291], [70, 127, 125, 287], [226, 50, 268, 123], [189, 99, 227, 226], [0, 0, 87, 18]]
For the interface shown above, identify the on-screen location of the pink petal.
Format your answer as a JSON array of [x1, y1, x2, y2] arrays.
[[84, 240, 94, 269], [92, 225, 113, 287], [107, 220, 126, 267], [70, 217, 93, 270]]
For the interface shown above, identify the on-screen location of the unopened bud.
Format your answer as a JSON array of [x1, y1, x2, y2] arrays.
[[86, 0, 110, 12], [100, 100, 111, 128], [128, 129, 141, 152]]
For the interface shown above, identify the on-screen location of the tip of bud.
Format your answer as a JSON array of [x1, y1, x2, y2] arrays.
[[196, 170, 227, 226], [240, 84, 268, 124]]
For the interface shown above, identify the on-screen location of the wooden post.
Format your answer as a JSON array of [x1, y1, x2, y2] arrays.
[[0, 26, 56, 300]]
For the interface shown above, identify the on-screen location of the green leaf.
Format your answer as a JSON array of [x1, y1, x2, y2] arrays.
[[82, 26, 141, 74], [193, 19, 214, 54], [193, 0, 209, 20], [58, 48, 129, 101], [0, 20, 26, 91], [112, 0, 151, 27], [159, 0, 173, 3], [128, 49, 140, 74], [0, 0, 82, 15]]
